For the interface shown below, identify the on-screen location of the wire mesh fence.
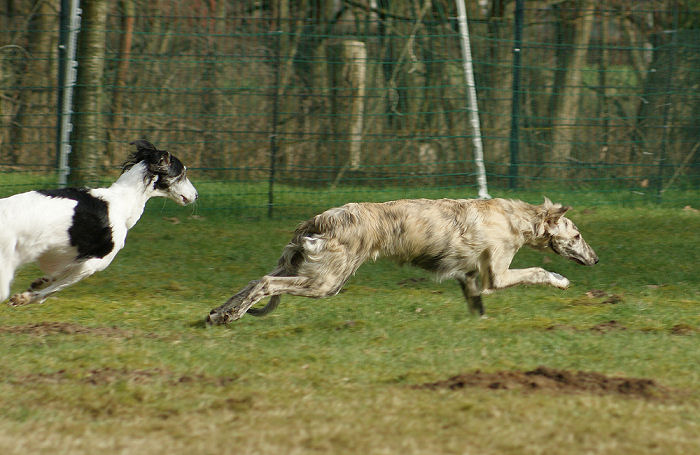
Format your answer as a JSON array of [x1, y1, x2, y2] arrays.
[[1, 0, 698, 217]]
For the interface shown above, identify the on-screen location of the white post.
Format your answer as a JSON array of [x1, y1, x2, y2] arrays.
[[57, 0, 81, 187], [455, 0, 491, 199]]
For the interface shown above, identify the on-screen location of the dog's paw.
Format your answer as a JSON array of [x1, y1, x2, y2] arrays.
[[206, 309, 243, 326], [8, 292, 33, 307], [206, 310, 226, 326], [549, 272, 570, 289]]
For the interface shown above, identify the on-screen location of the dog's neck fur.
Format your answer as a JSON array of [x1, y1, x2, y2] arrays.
[[495, 199, 549, 247], [94, 162, 158, 230]]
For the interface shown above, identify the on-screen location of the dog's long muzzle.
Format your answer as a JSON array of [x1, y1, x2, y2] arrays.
[[549, 239, 598, 266]]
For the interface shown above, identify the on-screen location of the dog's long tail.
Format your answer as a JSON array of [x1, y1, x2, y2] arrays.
[[247, 295, 281, 317]]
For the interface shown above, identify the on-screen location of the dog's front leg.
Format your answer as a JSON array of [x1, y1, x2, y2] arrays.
[[457, 272, 484, 316], [490, 267, 570, 290]]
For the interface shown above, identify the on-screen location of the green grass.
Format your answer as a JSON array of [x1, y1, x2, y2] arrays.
[[0, 201, 699, 454], [3, 169, 699, 218], [192, 179, 700, 218]]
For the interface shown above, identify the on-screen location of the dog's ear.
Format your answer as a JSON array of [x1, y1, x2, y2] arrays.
[[150, 150, 172, 174], [537, 198, 571, 235], [545, 200, 571, 230]]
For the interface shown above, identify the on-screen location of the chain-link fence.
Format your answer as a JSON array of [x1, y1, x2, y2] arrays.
[[1, 1, 698, 216]]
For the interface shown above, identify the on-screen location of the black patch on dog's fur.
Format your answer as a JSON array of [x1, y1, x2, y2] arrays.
[[411, 252, 447, 272], [38, 188, 114, 259]]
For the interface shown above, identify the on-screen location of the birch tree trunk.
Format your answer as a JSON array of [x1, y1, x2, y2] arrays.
[[69, 0, 109, 185], [550, 0, 595, 169], [327, 40, 367, 171]]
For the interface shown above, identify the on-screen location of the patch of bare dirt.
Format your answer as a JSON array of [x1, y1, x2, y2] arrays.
[[397, 277, 428, 286], [570, 289, 623, 305], [545, 320, 628, 333], [416, 366, 669, 400], [670, 323, 697, 335], [12, 367, 238, 387], [0, 322, 133, 338], [589, 320, 627, 333], [544, 324, 577, 332], [546, 320, 698, 335]]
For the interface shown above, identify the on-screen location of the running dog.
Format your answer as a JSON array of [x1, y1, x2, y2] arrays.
[[0, 140, 198, 306], [207, 197, 598, 324]]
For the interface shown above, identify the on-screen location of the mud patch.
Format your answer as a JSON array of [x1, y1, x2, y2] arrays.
[[416, 366, 668, 400], [570, 290, 623, 305], [670, 323, 696, 335], [589, 320, 627, 333], [545, 320, 628, 333], [0, 322, 134, 338], [397, 277, 428, 286], [12, 367, 238, 387]]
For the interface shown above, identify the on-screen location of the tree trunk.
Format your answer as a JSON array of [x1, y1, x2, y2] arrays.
[[8, 0, 57, 165], [106, 0, 135, 167], [481, 0, 513, 167], [69, 0, 109, 185], [327, 40, 367, 171], [550, 0, 595, 168]]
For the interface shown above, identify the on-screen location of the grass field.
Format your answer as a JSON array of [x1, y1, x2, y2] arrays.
[[0, 197, 699, 454]]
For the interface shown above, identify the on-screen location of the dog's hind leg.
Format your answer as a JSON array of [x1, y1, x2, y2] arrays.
[[207, 275, 343, 325], [6, 276, 55, 306], [247, 295, 281, 317], [24, 276, 54, 293], [207, 279, 262, 324], [456, 272, 484, 316], [245, 266, 290, 317], [8, 264, 97, 307]]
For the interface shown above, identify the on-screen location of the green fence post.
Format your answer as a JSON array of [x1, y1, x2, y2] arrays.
[[656, 2, 680, 202], [509, 0, 524, 190], [268, 27, 282, 218]]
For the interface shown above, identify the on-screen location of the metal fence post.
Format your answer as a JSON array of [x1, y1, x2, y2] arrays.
[[56, 0, 81, 187], [656, 1, 679, 201], [268, 27, 282, 218], [56, 0, 68, 167]]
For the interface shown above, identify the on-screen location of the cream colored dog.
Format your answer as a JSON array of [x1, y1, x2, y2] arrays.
[[207, 197, 598, 324]]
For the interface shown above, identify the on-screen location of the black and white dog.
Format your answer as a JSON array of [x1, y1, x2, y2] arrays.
[[0, 140, 198, 306]]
